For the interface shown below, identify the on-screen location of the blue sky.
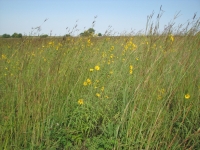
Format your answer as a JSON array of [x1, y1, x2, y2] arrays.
[[0, 0, 199, 36]]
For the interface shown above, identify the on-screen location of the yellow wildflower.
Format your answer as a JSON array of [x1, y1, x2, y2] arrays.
[[132, 43, 137, 50], [90, 69, 94, 72], [49, 41, 54, 45], [101, 86, 104, 92], [185, 94, 190, 99], [130, 65, 133, 74], [124, 45, 128, 50], [130, 65, 133, 70], [2, 54, 7, 59], [96, 93, 101, 98], [87, 39, 93, 46], [95, 65, 100, 71], [86, 78, 92, 85], [110, 46, 114, 51], [169, 34, 174, 42], [83, 81, 87, 86], [78, 99, 84, 105], [110, 54, 114, 59]]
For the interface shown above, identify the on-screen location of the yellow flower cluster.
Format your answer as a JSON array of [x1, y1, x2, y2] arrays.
[[89, 65, 100, 72], [83, 78, 92, 86], [124, 40, 137, 51]]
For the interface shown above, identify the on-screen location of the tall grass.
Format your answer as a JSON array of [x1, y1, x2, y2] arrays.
[[0, 13, 200, 149]]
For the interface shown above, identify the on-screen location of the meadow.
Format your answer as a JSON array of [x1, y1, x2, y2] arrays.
[[0, 18, 200, 149]]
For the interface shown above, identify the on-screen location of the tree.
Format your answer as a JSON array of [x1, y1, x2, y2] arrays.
[[18, 33, 22, 38], [12, 33, 18, 38], [12, 33, 22, 38], [40, 34, 48, 38], [2, 34, 11, 38], [80, 28, 95, 37], [88, 28, 95, 34], [80, 31, 90, 37], [65, 34, 71, 37], [98, 33, 102, 36]]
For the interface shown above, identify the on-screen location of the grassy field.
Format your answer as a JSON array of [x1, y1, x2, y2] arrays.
[[1, 22, 200, 149]]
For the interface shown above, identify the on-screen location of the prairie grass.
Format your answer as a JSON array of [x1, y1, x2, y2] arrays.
[[0, 14, 200, 149]]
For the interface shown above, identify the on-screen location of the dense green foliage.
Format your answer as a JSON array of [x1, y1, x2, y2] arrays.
[[80, 28, 96, 37], [2, 33, 22, 38], [40, 34, 49, 38], [12, 33, 22, 38], [98, 33, 102, 36], [2, 34, 11, 38]]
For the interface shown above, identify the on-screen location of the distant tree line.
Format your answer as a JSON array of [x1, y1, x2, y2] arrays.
[[39, 28, 102, 38], [2, 33, 22, 38], [1, 29, 103, 38], [40, 34, 48, 38]]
